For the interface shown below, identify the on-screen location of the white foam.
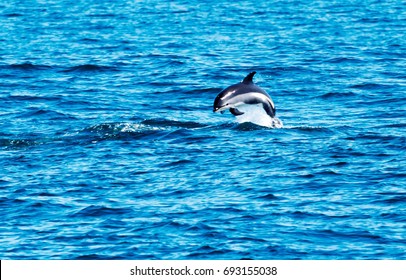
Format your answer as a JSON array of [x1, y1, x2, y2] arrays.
[[234, 104, 283, 128]]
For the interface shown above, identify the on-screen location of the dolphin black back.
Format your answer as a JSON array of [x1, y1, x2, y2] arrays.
[[234, 82, 269, 97]]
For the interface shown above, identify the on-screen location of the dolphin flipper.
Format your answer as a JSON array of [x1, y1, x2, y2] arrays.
[[230, 108, 245, 116]]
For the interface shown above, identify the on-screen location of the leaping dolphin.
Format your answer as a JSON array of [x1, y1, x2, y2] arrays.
[[213, 71, 276, 117]]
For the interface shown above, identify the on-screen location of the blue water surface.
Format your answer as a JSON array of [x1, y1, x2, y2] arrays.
[[0, 0, 405, 259]]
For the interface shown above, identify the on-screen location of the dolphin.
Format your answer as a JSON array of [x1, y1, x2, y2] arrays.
[[213, 71, 276, 117]]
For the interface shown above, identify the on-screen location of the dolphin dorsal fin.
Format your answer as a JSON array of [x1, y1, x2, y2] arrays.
[[242, 71, 256, 84]]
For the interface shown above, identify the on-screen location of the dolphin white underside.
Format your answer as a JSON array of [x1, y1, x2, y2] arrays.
[[222, 103, 283, 128]]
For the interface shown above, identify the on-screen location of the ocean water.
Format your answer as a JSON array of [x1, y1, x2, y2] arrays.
[[0, 0, 405, 260]]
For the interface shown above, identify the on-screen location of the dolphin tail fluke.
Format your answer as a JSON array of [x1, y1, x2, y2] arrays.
[[242, 71, 256, 84], [264, 103, 276, 118]]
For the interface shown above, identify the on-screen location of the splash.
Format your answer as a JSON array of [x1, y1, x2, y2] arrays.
[[234, 104, 283, 128]]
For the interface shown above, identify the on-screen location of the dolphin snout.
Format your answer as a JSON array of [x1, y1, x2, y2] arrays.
[[213, 105, 225, 113]]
